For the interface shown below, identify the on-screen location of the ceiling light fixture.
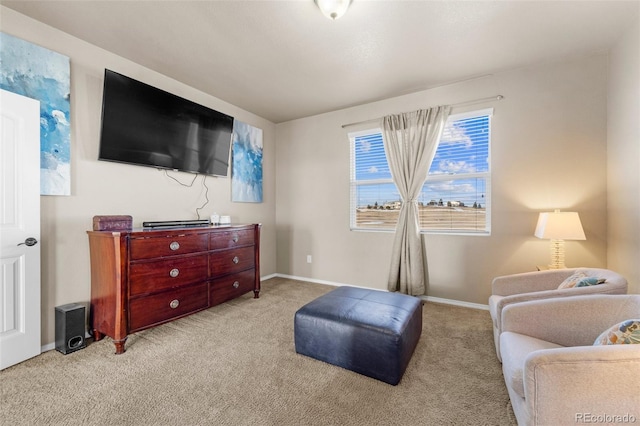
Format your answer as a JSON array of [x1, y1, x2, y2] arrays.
[[314, 0, 353, 20]]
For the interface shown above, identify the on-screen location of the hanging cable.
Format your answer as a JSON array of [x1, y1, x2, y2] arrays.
[[161, 170, 209, 219], [162, 169, 198, 187], [195, 175, 210, 220]]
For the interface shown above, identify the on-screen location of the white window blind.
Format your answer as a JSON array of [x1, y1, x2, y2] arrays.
[[349, 109, 492, 234]]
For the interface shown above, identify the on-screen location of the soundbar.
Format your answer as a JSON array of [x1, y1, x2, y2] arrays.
[[142, 219, 210, 228]]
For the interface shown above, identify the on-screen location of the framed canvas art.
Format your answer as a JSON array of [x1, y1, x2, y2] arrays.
[[231, 120, 263, 203], [0, 32, 71, 196]]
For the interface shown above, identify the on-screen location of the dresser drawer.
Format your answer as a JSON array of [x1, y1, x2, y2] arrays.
[[210, 269, 256, 306], [129, 282, 209, 332], [210, 246, 255, 277], [210, 229, 254, 250], [129, 233, 209, 260], [129, 254, 208, 296]]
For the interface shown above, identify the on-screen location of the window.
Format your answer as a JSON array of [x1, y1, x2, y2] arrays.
[[349, 109, 492, 234]]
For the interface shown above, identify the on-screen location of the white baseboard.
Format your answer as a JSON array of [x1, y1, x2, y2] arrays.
[[273, 273, 371, 290], [421, 295, 489, 311], [260, 273, 278, 281], [271, 273, 489, 310], [41, 342, 55, 353]]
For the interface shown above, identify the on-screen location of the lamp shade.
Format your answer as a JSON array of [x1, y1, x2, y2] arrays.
[[534, 211, 586, 240], [314, 0, 353, 20]]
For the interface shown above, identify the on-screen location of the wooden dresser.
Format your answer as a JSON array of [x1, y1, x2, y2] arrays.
[[87, 223, 261, 354]]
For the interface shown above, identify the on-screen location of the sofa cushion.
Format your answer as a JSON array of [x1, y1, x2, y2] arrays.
[[575, 277, 606, 287], [594, 319, 640, 345], [500, 332, 563, 398], [557, 271, 587, 289]]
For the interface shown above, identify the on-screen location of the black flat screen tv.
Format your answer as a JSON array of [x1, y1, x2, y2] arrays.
[[99, 69, 234, 177]]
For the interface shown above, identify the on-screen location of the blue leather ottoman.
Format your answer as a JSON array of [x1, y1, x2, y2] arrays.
[[294, 286, 423, 385]]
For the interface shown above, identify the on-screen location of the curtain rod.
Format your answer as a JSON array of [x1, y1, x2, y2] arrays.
[[341, 94, 504, 129]]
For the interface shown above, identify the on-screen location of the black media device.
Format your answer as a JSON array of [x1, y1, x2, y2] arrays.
[[55, 303, 87, 355], [143, 219, 210, 228], [98, 69, 234, 177]]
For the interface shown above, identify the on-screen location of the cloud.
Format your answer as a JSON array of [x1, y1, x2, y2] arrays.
[[427, 181, 476, 194], [432, 159, 475, 175], [439, 123, 472, 147], [368, 166, 379, 173], [359, 139, 371, 152]]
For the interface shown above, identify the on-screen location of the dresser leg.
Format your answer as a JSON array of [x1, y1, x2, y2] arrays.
[[93, 330, 104, 341], [253, 290, 260, 298], [113, 338, 127, 355]]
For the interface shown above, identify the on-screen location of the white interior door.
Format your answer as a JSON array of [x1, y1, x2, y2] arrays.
[[0, 89, 41, 370]]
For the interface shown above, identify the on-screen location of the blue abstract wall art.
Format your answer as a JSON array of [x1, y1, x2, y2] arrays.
[[0, 32, 71, 196], [231, 120, 263, 203]]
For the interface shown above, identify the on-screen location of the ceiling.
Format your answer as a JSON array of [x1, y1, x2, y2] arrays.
[[2, 1, 638, 123]]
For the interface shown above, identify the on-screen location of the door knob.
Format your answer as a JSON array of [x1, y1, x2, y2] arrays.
[[17, 237, 38, 247]]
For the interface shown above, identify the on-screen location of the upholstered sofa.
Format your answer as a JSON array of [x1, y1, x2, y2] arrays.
[[499, 295, 640, 426], [489, 268, 627, 360]]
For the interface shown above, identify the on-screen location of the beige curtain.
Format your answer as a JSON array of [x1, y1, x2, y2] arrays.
[[382, 106, 451, 295]]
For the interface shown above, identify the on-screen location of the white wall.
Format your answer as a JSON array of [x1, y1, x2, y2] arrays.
[[1, 7, 277, 346], [276, 53, 610, 305], [607, 18, 640, 294]]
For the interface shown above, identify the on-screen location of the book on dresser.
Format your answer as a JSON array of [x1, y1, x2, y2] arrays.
[[87, 223, 261, 354]]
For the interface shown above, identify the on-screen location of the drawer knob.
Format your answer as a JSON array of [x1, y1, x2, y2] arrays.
[[232, 256, 239, 264], [169, 299, 179, 309], [232, 234, 239, 243], [169, 268, 180, 278], [232, 281, 240, 289], [170, 241, 180, 251]]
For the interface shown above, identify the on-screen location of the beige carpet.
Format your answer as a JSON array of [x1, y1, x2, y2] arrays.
[[1, 277, 516, 425]]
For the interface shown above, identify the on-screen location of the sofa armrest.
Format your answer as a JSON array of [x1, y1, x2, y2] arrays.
[[524, 345, 640, 426], [493, 284, 626, 334], [491, 269, 576, 296], [502, 295, 640, 347]]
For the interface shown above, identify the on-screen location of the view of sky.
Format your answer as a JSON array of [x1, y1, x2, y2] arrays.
[[353, 115, 490, 208]]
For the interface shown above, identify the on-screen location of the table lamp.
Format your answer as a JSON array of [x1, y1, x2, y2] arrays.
[[534, 209, 586, 269]]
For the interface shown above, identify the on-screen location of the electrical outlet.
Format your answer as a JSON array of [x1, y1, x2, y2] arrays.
[[306, 255, 312, 264]]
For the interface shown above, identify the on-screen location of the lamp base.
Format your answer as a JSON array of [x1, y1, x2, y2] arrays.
[[548, 239, 566, 269]]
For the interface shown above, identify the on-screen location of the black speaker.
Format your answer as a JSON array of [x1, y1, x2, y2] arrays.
[[55, 303, 86, 354]]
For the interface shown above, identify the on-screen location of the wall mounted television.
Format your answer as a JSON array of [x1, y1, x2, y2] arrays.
[[99, 69, 234, 177]]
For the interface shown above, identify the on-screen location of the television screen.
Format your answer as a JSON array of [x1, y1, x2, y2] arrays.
[[99, 69, 234, 177]]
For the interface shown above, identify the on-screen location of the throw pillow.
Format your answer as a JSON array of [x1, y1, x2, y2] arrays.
[[575, 277, 606, 287], [557, 271, 587, 289], [594, 319, 640, 345]]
